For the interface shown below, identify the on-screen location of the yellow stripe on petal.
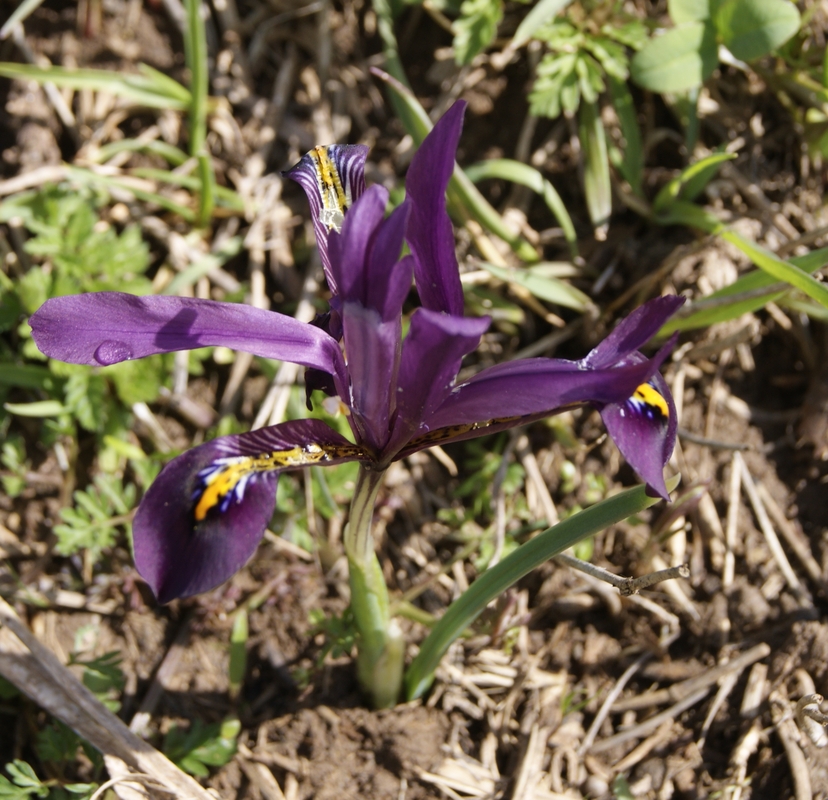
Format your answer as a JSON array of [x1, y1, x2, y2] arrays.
[[310, 146, 351, 232], [630, 382, 669, 421], [193, 442, 364, 522]]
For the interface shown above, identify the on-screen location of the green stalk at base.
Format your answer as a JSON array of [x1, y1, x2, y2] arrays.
[[345, 466, 404, 708]]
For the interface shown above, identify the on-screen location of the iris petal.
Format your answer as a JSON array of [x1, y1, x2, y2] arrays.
[[30, 293, 345, 378], [405, 102, 466, 317], [284, 144, 368, 291], [133, 419, 365, 602], [600, 367, 677, 500]]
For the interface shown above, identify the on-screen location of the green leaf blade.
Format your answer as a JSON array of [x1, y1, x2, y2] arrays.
[[630, 21, 718, 93]]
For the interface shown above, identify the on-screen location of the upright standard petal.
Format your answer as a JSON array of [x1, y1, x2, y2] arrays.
[[30, 293, 345, 378], [600, 364, 677, 500], [134, 419, 366, 603], [285, 144, 368, 292], [384, 308, 489, 458], [328, 185, 389, 305], [341, 302, 401, 454], [405, 102, 466, 316]]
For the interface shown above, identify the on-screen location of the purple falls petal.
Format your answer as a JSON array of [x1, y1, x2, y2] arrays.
[[600, 363, 677, 500], [383, 308, 489, 458], [30, 293, 344, 376], [405, 102, 466, 316], [133, 419, 366, 603], [582, 296, 685, 369], [341, 301, 401, 454], [423, 338, 675, 431], [284, 144, 368, 292]]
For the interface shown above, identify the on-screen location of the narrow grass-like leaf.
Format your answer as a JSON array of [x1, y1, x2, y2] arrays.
[[578, 99, 612, 237], [4, 400, 67, 417], [719, 230, 828, 309], [511, 0, 574, 48], [0, 364, 53, 390], [184, 0, 213, 225], [93, 139, 189, 167], [779, 295, 828, 321], [652, 199, 723, 230], [464, 159, 578, 258], [371, 68, 540, 263], [607, 75, 644, 197], [229, 609, 248, 697], [653, 151, 736, 213], [405, 477, 679, 700], [66, 167, 196, 222], [479, 261, 592, 311], [162, 236, 244, 295], [659, 247, 828, 334], [0, 63, 190, 109], [0, 0, 46, 39], [130, 168, 244, 211], [630, 21, 718, 93]]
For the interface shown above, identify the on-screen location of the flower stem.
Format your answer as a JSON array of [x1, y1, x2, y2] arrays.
[[344, 466, 404, 708]]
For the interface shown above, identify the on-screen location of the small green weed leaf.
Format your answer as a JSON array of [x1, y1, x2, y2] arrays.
[[36, 722, 81, 765], [479, 262, 592, 311], [714, 0, 800, 62], [511, 0, 574, 48], [631, 21, 717, 93], [653, 151, 736, 212], [54, 475, 136, 563], [63, 784, 98, 798], [453, 0, 503, 64], [164, 719, 239, 777], [0, 761, 47, 799], [669, 0, 710, 23], [104, 356, 165, 406], [63, 371, 108, 433]]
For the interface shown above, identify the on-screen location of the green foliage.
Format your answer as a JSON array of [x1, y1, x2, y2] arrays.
[[54, 475, 136, 563], [529, 18, 639, 119], [69, 651, 126, 713], [309, 607, 359, 666], [0, 761, 48, 800], [632, 0, 801, 92], [714, 0, 800, 61], [36, 722, 81, 766], [630, 21, 718, 94], [0, 185, 152, 312], [164, 718, 240, 778], [453, 0, 503, 64], [1, 435, 28, 498]]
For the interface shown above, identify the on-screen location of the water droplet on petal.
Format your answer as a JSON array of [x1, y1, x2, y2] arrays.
[[94, 340, 133, 366]]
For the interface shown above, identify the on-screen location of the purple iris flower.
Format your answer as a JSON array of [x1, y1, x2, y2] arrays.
[[29, 102, 682, 603]]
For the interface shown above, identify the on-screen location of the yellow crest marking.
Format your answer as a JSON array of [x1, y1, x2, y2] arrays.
[[193, 442, 364, 522], [631, 383, 669, 420], [310, 146, 350, 232]]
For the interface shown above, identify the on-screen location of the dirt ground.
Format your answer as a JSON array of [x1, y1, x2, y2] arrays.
[[0, 0, 827, 798]]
